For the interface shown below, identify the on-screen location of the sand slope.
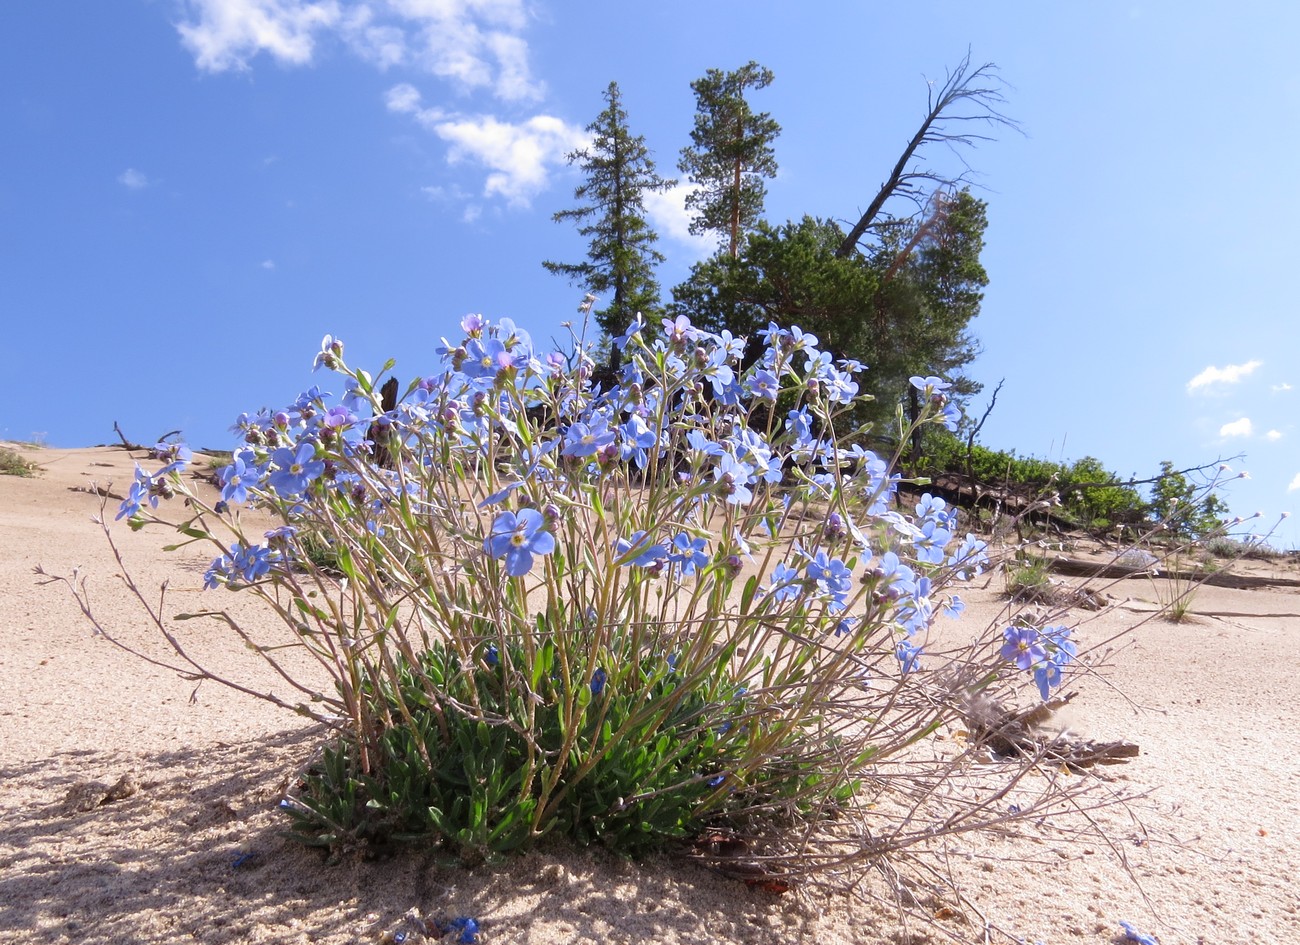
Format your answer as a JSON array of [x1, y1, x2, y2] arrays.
[[2, 445, 1297, 945]]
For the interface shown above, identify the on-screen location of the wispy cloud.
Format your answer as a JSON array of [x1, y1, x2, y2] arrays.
[[1219, 417, 1253, 438], [176, 0, 342, 72], [1289, 473, 1300, 492], [1266, 429, 1283, 441], [1186, 359, 1263, 393], [1273, 382, 1293, 393], [388, 83, 584, 207], [175, 0, 541, 99], [260, 259, 276, 270], [118, 168, 149, 190]]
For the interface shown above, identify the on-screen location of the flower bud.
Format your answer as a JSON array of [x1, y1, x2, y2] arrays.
[[824, 512, 845, 540]]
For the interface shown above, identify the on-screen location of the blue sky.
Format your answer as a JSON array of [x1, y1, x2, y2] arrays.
[[2, 2, 1296, 546]]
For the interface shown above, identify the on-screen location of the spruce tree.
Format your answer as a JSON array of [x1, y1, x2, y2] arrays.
[[678, 61, 780, 259], [544, 81, 674, 371]]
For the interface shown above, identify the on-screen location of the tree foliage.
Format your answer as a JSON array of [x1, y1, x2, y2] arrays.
[[672, 190, 989, 436], [1149, 460, 1231, 539], [544, 81, 675, 369], [670, 216, 876, 352], [678, 61, 781, 259]]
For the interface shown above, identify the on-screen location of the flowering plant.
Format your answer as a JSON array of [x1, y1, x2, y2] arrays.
[[103, 311, 1084, 876]]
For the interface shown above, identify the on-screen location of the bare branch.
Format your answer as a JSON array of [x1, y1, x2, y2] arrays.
[[836, 51, 1020, 259]]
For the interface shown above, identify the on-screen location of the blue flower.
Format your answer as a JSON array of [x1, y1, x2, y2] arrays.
[[915, 493, 947, 520], [870, 551, 917, 600], [494, 317, 532, 353], [732, 428, 782, 484], [803, 549, 852, 603], [896, 640, 923, 674], [1001, 626, 1047, 671], [714, 453, 755, 505], [824, 368, 859, 403], [1033, 661, 1062, 700], [614, 531, 667, 568], [1119, 921, 1159, 945], [714, 329, 746, 362], [314, 334, 342, 371], [786, 408, 814, 447], [913, 519, 953, 564], [662, 314, 697, 347], [766, 562, 803, 602], [590, 668, 607, 696], [232, 543, 274, 583], [267, 441, 325, 496], [463, 337, 511, 379], [619, 415, 658, 469], [670, 533, 709, 576], [614, 314, 645, 350], [440, 917, 480, 944], [116, 464, 152, 520], [908, 375, 950, 393], [478, 480, 528, 508], [152, 442, 192, 474], [219, 450, 257, 505], [484, 509, 555, 576], [946, 534, 989, 579], [323, 404, 357, 429], [746, 369, 780, 402], [686, 428, 724, 458], [561, 414, 615, 458], [787, 325, 818, 353]]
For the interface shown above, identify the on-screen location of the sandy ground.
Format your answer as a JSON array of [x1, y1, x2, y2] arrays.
[[2, 444, 1298, 945]]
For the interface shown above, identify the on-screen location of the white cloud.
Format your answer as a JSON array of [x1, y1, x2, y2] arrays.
[[1289, 473, 1300, 492], [1266, 429, 1283, 441], [118, 168, 149, 189], [644, 182, 714, 257], [1273, 382, 1293, 393], [176, 0, 541, 99], [176, 0, 343, 72], [260, 259, 276, 269], [1219, 417, 1253, 438], [389, 83, 582, 206], [482, 31, 538, 101], [1186, 359, 1263, 393], [385, 82, 425, 115], [434, 112, 586, 206]]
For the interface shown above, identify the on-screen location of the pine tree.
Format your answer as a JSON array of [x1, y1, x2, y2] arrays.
[[678, 61, 780, 259], [544, 82, 675, 371]]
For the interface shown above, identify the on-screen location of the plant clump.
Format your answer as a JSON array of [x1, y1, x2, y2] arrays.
[[0, 445, 39, 477], [104, 312, 1091, 885]]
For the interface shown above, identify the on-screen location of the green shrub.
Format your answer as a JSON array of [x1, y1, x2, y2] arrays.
[[0, 446, 38, 477]]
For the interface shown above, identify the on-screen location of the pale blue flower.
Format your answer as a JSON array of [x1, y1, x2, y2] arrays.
[[484, 509, 555, 576]]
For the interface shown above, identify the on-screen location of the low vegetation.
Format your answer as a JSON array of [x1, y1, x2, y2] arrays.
[[0, 445, 38, 477]]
